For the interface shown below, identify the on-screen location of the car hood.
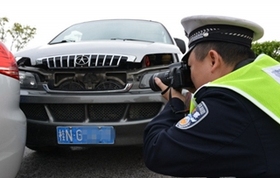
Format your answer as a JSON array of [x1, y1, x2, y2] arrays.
[[14, 40, 182, 65]]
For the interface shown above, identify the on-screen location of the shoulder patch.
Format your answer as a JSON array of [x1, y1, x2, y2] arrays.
[[176, 101, 209, 130]]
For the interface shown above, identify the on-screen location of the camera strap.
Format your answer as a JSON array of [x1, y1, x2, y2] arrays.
[[161, 85, 171, 95], [161, 83, 188, 115]]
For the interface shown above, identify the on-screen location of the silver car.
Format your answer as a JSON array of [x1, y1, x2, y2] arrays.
[[0, 42, 26, 177], [14, 19, 185, 152]]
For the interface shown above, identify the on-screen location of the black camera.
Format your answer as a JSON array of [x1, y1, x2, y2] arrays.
[[149, 62, 193, 91]]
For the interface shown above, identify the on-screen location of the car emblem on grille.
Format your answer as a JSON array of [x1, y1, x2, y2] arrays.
[[75, 55, 89, 66]]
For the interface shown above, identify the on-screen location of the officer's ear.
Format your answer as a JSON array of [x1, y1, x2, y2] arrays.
[[208, 50, 233, 76], [206, 49, 222, 73]]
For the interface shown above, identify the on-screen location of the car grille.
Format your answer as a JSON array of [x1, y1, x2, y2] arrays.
[[20, 103, 163, 122], [41, 54, 129, 69]]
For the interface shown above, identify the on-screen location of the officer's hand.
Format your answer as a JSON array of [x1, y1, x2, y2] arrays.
[[154, 77, 191, 104]]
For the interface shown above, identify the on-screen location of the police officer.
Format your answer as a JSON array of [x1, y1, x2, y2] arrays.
[[143, 15, 280, 177]]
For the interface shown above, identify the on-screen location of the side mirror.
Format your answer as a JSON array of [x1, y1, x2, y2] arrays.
[[174, 38, 186, 54]]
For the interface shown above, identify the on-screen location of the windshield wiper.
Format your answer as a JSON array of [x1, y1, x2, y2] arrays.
[[111, 38, 153, 43], [50, 39, 76, 45]]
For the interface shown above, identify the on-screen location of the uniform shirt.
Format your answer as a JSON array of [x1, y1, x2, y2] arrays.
[[143, 87, 280, 177]]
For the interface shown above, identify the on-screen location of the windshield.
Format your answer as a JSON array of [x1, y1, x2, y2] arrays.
[[49, 19, 174, 44]]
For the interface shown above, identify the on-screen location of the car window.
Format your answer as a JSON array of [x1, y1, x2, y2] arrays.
[[50, 19, 174, 44]]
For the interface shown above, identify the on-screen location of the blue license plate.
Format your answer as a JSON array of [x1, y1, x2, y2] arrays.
[[56, 126, 115, 144]]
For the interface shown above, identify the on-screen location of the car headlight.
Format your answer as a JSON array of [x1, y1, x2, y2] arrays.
[[139, 73, 155, 89], [19, 71, 38, 89]]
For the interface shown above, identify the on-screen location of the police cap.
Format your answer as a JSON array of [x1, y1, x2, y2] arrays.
[[181, 15, 264, 61]]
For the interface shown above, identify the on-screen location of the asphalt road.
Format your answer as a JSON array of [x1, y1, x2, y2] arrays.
[[15, 146, 172, 178]]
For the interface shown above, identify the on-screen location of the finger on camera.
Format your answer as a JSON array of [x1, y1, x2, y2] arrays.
[[155, 77, 167, 91]]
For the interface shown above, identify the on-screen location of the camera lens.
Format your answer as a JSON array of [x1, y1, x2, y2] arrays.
[[149, 71, 171, 91]]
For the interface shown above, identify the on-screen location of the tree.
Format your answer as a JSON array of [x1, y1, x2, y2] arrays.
[[0, 17, 9, 42], [252, 41, 280, 62], [8, 23, 36, 52], [0, 17, 36, 51]]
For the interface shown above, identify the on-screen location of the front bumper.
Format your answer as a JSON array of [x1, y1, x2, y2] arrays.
[[27, 120, 149, 147], [20, 90, 165, 147]]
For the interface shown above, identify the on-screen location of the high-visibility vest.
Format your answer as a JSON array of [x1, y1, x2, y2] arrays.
[[190, 54, 280, 124]]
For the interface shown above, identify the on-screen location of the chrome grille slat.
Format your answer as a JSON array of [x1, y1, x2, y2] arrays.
[[74, 54, 77, 67], [87, 55, 91, 67], [67, 55, 70, 67], [95, 55, 99, 66], [102, 55, 106, 66], [117, 56, 121, 66], [109, 55, 114, 66], [54, 56, 57, 67], [43, 53, 128, 69]]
